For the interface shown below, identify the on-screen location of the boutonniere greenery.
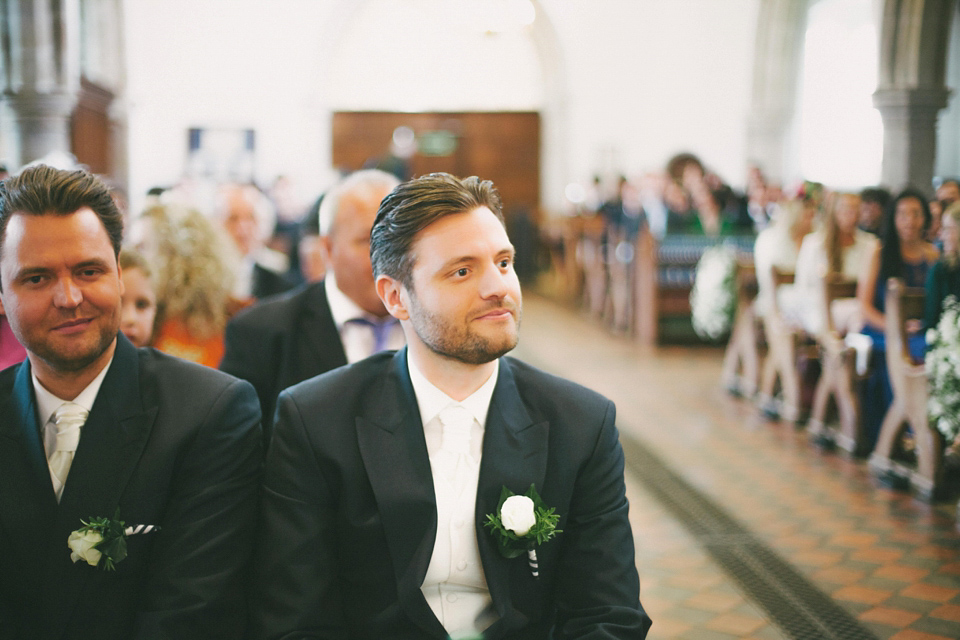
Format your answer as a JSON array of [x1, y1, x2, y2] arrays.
[[484, 484, 561, 577], [67, 509, 159, 571]]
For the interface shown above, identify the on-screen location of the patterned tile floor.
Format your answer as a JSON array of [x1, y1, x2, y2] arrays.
[[514, 295, 960, 640]]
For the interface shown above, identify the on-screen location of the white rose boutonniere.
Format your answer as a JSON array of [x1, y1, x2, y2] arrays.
[[67, 530, 103, 567], [500, 495, 537, 536], [68, 509, 160, 571], [484, 484, 561, 578]]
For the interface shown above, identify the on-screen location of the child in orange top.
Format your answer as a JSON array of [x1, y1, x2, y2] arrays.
[[119, 250, 159, 348]]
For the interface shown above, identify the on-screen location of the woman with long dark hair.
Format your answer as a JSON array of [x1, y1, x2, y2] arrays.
[[856, 187, 940, 450]]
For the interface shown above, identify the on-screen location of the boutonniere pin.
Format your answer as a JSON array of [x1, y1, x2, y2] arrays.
[[67, 509, 160, 571], [484, 484, 561, 578]]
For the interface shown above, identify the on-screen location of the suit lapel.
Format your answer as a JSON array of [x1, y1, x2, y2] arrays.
[[299, 282, 347, 379], [355, 349, 447, 639], [476, 358, 549, 634], [49, 335, 158, 636], [0, 360, 58, 561]]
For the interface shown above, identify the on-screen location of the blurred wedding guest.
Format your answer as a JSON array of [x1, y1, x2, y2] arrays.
[[221, 169, 401, 437], [295, 193, 328, 283], [0, 314, 27, 370], [0, 165, 261, 639], [936, 178, 960, 207], [753, 200, 816, 319], [119, 249, 158, 348], [925, 201, 960, 330], [857, 188, 939, 448], [927, 198, 944, 247], [139, 204, 237, 368], [858, 187, 890, 237], [789, 192, 878, 336], [216, 183, 296, 301]]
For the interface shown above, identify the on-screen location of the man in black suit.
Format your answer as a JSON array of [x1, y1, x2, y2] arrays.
[[252, 173, 650, 639], [220, 170, 402, 436], [0, 166, 262, 639]]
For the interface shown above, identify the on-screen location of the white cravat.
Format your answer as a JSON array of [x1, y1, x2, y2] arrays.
[[435, 405, 476, 493], [48, 402, 88, 501]]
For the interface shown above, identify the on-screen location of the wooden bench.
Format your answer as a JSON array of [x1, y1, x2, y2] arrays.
[[721, 261, 762, 397], [634, 228, 755, 345], [807, 274, 863, 454], [868, 279, 942, 500], [756, 267, 817, 422]]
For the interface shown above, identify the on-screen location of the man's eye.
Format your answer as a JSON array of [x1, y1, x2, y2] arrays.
[[457, 268, 469, 277], [500, 259, 511, 268]]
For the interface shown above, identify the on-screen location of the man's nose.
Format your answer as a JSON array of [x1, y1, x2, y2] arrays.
[[54, 278, 83, 308], [479, 263, 510, 299]]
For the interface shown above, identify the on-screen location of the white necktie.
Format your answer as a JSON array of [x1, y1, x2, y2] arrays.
[[49, 402, 88, 501], [436, 405, 475, 495]]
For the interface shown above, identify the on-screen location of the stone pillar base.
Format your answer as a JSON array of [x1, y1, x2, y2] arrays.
[[6, 91, 78, 166], [874, 87, 951, 193]]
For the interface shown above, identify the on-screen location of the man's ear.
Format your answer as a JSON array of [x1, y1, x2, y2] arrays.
[[376, 274, 409, 321]]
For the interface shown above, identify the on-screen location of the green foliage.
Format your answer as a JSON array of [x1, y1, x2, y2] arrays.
[[75, 508, 128, 572], [483, 484, 562, 559]]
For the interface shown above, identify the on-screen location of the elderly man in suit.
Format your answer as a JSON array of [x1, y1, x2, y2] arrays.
[[0, 166, 262, 639], [252, 173, 650, 639], [220, 169, 402, 438]]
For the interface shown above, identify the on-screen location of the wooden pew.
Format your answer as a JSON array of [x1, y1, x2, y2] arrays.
[[868, 279, 942, 500], [721, 261, 762, 397], [807, 274, 862, 454], [756, 267, 815, 422]]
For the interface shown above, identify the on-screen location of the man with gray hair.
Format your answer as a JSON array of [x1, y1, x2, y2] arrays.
[[220, 169, 402, 439]]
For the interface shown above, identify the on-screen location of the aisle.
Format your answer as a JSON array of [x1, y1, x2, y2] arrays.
[[512, 294, 960, 640]]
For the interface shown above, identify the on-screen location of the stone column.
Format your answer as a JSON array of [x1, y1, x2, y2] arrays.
[[1, 0, 80, 167], [873, 88, 950, 193], [873, 0, 955, 194], [745, 0, 810, 184], [6, 91, 78, 165]]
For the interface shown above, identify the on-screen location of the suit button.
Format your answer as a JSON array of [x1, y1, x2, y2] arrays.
[[457, 560, 468, 571], [446, 593, 458, 603]]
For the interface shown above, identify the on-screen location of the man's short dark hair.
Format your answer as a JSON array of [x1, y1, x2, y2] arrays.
[[0, 165, 124, 264], [370, 172, 504, 286], [860, 187, 891, 209]]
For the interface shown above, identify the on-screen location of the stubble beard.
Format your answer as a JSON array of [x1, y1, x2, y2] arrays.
[[30, 314, 119, 374], [408, 293, 522, 366]]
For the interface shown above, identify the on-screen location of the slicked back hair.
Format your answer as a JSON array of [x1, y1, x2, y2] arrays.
[[0, 165, 124, 270], [370, 172, 504, 287]]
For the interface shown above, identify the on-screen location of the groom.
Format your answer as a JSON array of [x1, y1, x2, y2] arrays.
[[253, 172, 650, 638]]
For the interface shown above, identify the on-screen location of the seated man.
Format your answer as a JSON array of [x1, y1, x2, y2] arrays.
[[220, 170, 402, 437], [252, 173, 651, 639], [0, 166, 262, 638]]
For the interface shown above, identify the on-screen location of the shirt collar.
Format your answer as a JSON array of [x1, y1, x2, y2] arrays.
[[32, 355, 114, 426], [325, 271, 376, 329], [407, 354, 499, 429]]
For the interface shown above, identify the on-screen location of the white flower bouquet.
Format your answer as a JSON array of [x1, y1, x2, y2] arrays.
[[690, 244, 738, 340], [926, 295, 960, 442]]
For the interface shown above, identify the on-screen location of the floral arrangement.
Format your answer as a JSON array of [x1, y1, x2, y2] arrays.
[[690, 244, 738, 340], [484, 484, 561, 578], [927, 295, 960, 443], [68, 510, 159, 571]]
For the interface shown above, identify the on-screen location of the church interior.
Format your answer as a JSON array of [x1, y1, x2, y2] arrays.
[[4, 0, 960, 638]]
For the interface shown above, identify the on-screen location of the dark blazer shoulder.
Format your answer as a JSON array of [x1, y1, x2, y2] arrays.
[[229, 281, 326, 331], [503, 356, 612, 415], [284, 350, 394, 405]]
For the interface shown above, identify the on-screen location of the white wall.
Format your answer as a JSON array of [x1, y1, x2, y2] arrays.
[[123, 0, 760, 215], [542, 0, 759, 190]]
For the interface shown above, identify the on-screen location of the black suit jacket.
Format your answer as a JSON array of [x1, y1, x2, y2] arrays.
[[220, 281, 347, 440], [0, 335, 262, 640], [252, 349, 650, 639]]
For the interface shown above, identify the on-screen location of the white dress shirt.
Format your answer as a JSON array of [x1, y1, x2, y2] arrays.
[[408, 354, 500, 638], [33, 359, 112, 469], [325, 273, 405, 363]]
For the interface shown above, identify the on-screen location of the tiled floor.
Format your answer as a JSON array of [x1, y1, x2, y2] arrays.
[[513, 295, 960, 640]]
